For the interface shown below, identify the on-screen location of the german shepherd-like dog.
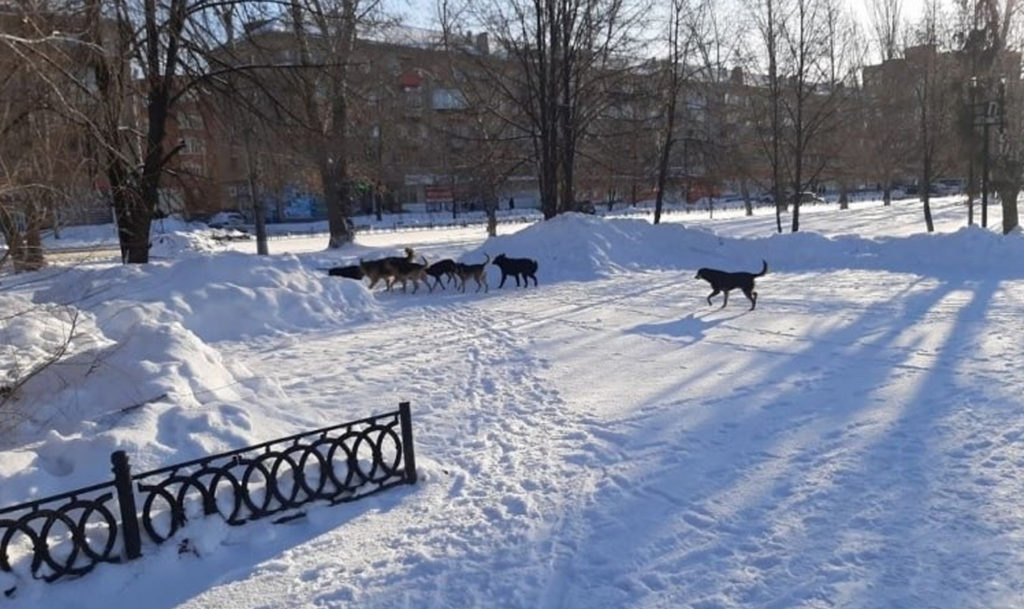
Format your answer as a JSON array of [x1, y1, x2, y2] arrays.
[[425, 259, 459, 290], [359, 247, 415, 290], [493, 253, 538, 288], [455, 254, 490, 293], [389, 255, 432, 294], [695, 260, 768, 310]]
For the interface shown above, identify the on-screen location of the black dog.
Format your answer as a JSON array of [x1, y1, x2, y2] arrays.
[[695, 260, 767, 310], [328, 264, 364, 280], [425, 259, 459, 290], [493, 253, 538, 288]]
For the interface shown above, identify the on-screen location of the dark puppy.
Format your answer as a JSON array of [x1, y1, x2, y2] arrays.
[[493, 253, 538, 288], [695, 260, 768, 310], [327, 264, 364, 280], [425, 258, 459, 290], [455, 254, 490, 293]]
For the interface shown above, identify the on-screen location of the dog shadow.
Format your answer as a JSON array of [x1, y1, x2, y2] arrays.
[[628, 311, 745, 344]]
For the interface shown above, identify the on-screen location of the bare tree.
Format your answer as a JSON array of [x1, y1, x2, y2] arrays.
[[869, 0, 903, 62], [3, 1, 302, 264], [444, 0, 648, 219], [746, 0, 787, 232], [652, 0, 726, 224], [909, 0, 959, 233], [777, 0, 860, 232], [279, 0, 388, 248], [0, 2, 93, 272]]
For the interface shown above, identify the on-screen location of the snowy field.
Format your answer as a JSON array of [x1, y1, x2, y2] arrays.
[[2, 197, 1024, 608]]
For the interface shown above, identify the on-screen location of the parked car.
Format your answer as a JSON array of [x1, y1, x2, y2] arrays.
[[208, 211, 248, 229], [796, 191, 826, 205]]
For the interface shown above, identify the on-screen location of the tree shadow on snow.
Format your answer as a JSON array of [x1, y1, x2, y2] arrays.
[[491, 275, 1015, 609]]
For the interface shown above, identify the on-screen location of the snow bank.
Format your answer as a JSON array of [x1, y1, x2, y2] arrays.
[[0, 253, 379, 503], [468, 214, 1024, 283]]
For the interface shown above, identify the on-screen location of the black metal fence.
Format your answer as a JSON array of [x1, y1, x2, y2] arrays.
[[0, 402, 416, 592]]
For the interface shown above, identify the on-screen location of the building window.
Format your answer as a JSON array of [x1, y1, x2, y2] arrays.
[[431, 88, 466, 110], [180, 160, 204, 176], [182, 137, 205, 155], [404, 86, 423, 109], [178, 112, 204, 130]]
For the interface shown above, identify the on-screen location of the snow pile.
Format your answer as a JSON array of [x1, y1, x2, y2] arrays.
[[33, 253, 378, 342], [0, 253, 379, 502], [470, 214, 1024, 283], [471, 213, 717, 282]]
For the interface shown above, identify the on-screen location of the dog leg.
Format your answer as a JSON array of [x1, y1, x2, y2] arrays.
[[706, 289, 720, 306], [721, 290, 729, 308], [498, 273, 508, 289], [744, 288, 757, 310]]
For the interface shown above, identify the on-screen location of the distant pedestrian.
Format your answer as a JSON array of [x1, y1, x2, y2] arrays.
[[509, 197, 515, 210]]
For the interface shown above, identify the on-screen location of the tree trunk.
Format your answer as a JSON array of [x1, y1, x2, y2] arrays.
[[967, 158, 976, 225], [653, 109, 675, 225], [922, 156, 935, 233], [999, 187, 1020, 233], [322, 155, 353, 249], [23, 208, 44, 271]]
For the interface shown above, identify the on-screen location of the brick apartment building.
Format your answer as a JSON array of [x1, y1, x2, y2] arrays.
[[191, 22, 541, 221]]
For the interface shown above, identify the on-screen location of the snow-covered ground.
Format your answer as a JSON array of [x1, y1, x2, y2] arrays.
[[2, 197, 1024, 608]]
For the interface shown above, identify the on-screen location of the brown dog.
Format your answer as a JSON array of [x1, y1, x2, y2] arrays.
[[389, 255, 431, 293], [454, 254, 490, 293], [360, 247, 414, 290], [694, 260, 767, 310]]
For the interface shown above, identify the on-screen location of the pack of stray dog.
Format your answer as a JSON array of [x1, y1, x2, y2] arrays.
[[327, 247, 542, 296]]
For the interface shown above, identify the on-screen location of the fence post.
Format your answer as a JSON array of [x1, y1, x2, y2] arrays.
[[110, 451, 142, 560], [398, 402, 417, 484]]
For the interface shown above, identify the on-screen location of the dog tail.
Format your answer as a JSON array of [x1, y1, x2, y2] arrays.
[[483, 253, 491, 265], [756, 259, 768, 277]]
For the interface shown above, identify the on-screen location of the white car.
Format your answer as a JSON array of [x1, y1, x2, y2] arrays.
[[208, 211, 248, 229]]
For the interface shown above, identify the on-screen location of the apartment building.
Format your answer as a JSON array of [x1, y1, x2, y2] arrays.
[[193, 21, 541, 220]]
